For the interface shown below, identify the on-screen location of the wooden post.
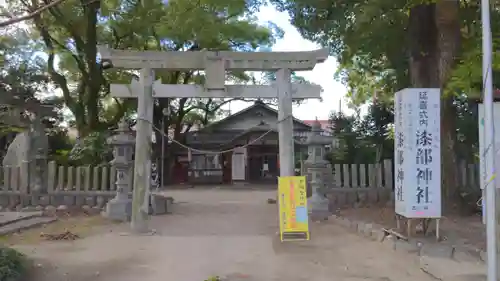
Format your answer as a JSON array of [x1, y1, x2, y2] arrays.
[[277, 68, 294, 177], [47, 161, 56, 193], [351, 164, 358, 188], [75, 166, 82, 191], [93, 166, 100, 190], [131, 68, 154, 233], [343, 164, 350, 188], [101, 166, 108, 191], [57, 166, 65, 191], [334, 164, 341, 186], [383, 159, 393, 190], [359, 164, 366, 188], [84, 166, 91, 191], [66, 166, 74, 191]]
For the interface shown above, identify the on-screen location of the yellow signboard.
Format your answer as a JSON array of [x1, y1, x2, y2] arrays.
[[278, 176, 310, 241]]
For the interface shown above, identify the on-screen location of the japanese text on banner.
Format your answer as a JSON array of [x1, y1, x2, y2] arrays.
[[278, 176, 309, 238]]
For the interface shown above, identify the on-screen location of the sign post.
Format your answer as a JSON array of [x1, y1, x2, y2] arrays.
[[278, 176, 310, 241], [394, 88, 441, 238]]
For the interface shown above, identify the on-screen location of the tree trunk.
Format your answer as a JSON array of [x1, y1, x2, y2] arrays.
[[408, 5, 440, 88], [436, 0, 461, 212], [408, 1, 461, 214]]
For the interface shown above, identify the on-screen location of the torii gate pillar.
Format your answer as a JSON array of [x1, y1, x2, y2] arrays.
[[131, 68, 154, 232], [277, 68, 295, 177]]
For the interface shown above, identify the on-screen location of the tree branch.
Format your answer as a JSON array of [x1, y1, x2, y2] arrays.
[[105, 97, 127, 129], [51, 39, 89, 79], [0, 0, 67, 28], [32, 14, 76, 112], [41, 0, 88, 58]]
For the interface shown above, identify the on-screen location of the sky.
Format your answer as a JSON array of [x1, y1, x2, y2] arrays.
[[226, 6, 350, 120]]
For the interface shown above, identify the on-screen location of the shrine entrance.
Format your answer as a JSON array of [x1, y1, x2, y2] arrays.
[[247, 145, 279, 183], [98, 46, 327, 232]]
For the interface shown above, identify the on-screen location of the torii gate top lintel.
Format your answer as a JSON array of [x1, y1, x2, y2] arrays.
[[97, 45, 328, 71]]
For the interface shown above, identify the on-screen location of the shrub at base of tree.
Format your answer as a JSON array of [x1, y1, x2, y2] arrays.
[[0, 247, 28, 281]]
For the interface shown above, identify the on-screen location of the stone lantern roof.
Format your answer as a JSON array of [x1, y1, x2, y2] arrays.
[[107, 119, 135, 146], [306, 119, 332, 145]]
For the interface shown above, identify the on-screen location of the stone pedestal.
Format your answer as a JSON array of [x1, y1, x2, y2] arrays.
[[148, 194, 174, 215], [103, 119, 135, 222], [308, 172, 330, 221], [308, 192, 330, 220], [105, 196, 132, 221]]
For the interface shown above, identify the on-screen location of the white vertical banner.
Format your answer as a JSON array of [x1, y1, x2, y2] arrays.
[[394, 88, 441, 218], [394, 91, 406, 215]]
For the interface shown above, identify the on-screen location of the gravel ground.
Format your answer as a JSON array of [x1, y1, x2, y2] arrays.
[[15, 188, 447, 281], [338, 206, 486, 250]]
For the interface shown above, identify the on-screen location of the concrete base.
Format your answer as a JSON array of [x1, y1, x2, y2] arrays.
[[103, 197, 132, 222], [148, 194, 174, 215], [308, 193, 330, 221], [232, 181, 250, 186]]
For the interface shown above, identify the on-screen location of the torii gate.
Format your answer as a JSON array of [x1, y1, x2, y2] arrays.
[[98, 46, 328, 232]]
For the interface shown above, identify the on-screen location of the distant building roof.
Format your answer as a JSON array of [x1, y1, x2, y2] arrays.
[[203, 100, 312, 130], [301, 120, 331, 132]]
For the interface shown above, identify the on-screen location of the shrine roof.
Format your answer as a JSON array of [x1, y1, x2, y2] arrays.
[[193, 100, 311, 132]]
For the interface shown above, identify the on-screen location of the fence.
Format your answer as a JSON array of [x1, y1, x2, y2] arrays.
[[322, 159, 481, 209], [0, 161, 128, 210], [328, 159, 480, 190], [320, 159, 392, 209], [329, 159, 393, 189], [457, 161, 480, 191], [0, 158, 481, 211]]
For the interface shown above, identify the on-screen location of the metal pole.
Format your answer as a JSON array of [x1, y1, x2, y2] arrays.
[[161, 115, 165, 189], [481, 0, 497, 280]]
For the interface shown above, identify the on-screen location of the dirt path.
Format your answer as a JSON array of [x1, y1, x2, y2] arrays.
[[15, 189, 440, 281]]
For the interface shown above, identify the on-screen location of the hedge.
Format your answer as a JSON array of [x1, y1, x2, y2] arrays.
[[0, 247, 28, 281]]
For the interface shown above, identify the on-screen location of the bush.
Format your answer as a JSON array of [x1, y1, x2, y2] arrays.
[[68, 131, 113, 166], [0, 247, 28, 281]]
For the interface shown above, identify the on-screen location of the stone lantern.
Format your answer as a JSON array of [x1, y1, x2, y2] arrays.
[[305, 119, 333, 221], [103, 119, 135, 221]]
